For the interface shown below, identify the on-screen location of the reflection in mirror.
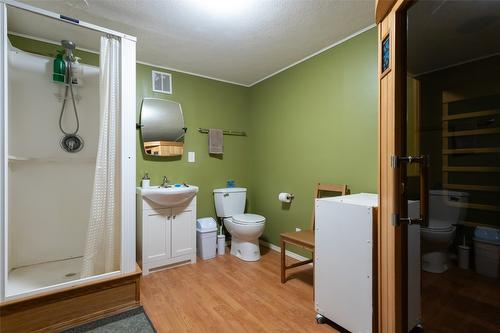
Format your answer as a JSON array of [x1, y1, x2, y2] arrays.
[[140, 98, 185, 156]]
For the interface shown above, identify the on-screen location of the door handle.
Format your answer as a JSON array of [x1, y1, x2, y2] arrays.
[[391, 155, 429, 226]]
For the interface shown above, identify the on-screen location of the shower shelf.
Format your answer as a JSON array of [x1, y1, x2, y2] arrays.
[[8, 155, 96, 164]]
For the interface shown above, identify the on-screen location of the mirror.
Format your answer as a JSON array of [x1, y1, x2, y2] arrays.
[[140, 98, 185, 156]]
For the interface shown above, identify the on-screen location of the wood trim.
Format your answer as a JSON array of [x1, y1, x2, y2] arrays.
[[443, 166, 500, 173], [448, 202, 500, 212], [443, 128, 500, 137], [443, 89, 500, 103], [443, 183, 500, 192], [462, 220, 500, 228], [377, 1, 410, 332], [442, 109, 500, 121], [0, 266, 142, 332], [443, 147, 500, 154], [376, 0, 397, 23]]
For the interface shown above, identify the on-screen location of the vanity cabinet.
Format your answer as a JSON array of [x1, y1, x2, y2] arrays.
[[137, 191, 197, 275]]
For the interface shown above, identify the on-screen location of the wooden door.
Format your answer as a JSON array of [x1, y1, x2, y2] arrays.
[[376, 1, 410, 332], [145, 208, 171, 261], [171, 206, 195, 257]]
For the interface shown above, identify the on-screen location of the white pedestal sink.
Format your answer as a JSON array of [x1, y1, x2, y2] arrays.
[[136, 184, 199, 275], [138, 185, 199, 207]]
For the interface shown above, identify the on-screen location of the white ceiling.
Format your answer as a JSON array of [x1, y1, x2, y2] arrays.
[[10, 0, 375, 86]]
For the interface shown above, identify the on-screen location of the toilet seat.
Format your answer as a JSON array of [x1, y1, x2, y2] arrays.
[[231, 214, 265, 225], [421, 225, 455, 233]]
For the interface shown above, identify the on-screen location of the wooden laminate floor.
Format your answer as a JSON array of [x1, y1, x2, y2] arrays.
[[141, 247, 339, 333], [421, 266, 500, 333]]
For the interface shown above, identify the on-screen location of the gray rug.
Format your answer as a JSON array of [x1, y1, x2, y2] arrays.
[[63, 307, 156, 333]]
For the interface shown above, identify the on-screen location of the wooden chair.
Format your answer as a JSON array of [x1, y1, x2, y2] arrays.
[[280, 183, 348, 285]]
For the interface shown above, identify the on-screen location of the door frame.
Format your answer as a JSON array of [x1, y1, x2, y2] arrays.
[[376, 0, 411, 332]]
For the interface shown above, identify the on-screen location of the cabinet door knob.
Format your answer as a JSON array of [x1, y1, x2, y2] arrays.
[[173, 215, 176, 219]]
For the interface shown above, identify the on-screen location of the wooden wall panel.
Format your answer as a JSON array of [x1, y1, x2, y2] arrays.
[[377, 1, 409, 332]]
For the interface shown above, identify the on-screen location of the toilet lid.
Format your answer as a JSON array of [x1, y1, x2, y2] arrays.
[[232, 214, 265, 224], [421, 225, 455, 232]]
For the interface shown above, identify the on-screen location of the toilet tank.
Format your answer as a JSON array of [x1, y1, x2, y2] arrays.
[[213, 188, 246, 217], [429, 189, 469, 228]]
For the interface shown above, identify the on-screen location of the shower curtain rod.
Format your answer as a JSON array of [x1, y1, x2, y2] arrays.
[[1, 0, 136, 42]]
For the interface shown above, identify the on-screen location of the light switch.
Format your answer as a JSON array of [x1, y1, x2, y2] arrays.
[[188, 151, 195, 163]]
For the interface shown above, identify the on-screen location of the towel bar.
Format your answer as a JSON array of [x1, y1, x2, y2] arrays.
[[197, 128, 246, 136]]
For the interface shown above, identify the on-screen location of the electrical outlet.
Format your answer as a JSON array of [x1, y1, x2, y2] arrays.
[[188, 151, 195, 163], [295, 227, 302, 232]]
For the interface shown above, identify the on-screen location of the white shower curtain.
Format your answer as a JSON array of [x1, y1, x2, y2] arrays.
[[82, 36, 121, 278]]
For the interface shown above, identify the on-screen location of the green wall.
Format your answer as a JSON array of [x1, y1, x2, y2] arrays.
[[10, 28, 379, 249], [135, 65, 252, 218], [248, 28, 378, 246]]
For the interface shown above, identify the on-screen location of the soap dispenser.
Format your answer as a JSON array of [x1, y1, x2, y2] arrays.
[[141, 172, 150, 188], [52, 51, 66, 83], [71, 57, 83, 86]]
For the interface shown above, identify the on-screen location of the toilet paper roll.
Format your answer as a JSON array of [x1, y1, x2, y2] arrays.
[[278, 192, 292, 203]]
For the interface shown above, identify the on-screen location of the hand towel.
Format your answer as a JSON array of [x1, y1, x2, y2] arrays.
[[208, 128, 223, 154]]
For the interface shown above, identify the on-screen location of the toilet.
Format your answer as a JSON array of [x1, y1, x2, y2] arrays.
[[213, 188, 266, 261], [421, 189, 468, 273]]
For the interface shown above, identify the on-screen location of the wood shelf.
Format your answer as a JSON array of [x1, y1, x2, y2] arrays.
[[443, 183, 500, 192], [442, 89, 500, 226], [443, 128, 500, 137], [443, 147, 500, 154], [448, 202, 500, 212], [442, 109, 500, 121], [461, 221, 500, 229], [444, 166, 500, 173]]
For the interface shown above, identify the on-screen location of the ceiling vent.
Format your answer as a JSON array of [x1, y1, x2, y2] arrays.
[[152, 70, 172, 94]]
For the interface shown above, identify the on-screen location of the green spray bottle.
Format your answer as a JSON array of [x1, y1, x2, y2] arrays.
[[53, 50, 66, 83]]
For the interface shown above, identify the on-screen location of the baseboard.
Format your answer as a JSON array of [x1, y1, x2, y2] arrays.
[[259, 240, 312, 263]]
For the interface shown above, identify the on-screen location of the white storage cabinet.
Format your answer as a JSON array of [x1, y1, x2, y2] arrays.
[[314, 193, 421, 333], [136, 190, 197, 275]]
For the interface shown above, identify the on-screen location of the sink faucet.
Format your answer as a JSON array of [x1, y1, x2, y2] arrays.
[[162, 176, 169, 188]]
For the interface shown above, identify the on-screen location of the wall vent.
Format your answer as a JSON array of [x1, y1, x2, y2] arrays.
[[152, 70, 172, 94]]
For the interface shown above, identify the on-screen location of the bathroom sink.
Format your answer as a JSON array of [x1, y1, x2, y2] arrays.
[[139, 186, 199, 207]]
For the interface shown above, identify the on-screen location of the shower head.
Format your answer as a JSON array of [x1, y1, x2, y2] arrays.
[[61, 40, 76, 50], [61, 40, 76, 61]]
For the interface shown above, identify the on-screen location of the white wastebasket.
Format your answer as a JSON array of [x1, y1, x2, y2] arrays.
[[196, 217, 218, 260], [473, 227, 500, 278]]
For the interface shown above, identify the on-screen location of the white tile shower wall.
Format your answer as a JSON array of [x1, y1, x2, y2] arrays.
[[8, 46, 99, 269]]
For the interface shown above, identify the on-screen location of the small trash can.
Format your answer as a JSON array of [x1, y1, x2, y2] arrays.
[[196, 217, 218, 260], [473, 227, 500, 278]]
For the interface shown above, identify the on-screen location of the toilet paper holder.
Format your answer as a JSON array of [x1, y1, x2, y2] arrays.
[[278, 192, 295, 202]]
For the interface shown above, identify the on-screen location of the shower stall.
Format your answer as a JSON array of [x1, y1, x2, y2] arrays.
[[0, 0, 136, 302]]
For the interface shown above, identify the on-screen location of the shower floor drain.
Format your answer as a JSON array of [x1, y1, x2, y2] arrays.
[[65, 272, 77, 277]]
